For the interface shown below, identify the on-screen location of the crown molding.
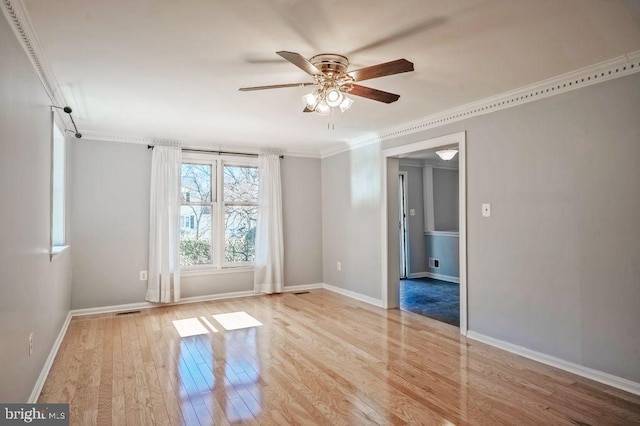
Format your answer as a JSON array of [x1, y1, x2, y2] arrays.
[[398, 159, 424, 168], [1, 0, 62, 105], [322, 50, 640, 159], [1, 0, 74, 133], [319, 142, 350, 159]]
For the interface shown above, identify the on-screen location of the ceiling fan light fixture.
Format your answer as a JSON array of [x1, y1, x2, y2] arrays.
[[315, 100, 331, 116], [436, 149, 459, 161], [303, 92, 319, 109], [338, 95, 354, 113], [325, 88, 344, 107]]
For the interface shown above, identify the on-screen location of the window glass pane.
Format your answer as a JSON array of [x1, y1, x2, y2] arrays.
[[224, 166, 258, 203], [181, 164, 212, 202], [180, 205, 213, 266], [224, 206, 257, 263], [52, 124, 65, 246]]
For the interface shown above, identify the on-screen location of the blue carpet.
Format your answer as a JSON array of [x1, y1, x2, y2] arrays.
[[400, 278, 459, 326]]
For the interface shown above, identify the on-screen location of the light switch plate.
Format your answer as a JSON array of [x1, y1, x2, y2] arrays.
[[482, 203, 491, 217], [409, 209, 415, 216]]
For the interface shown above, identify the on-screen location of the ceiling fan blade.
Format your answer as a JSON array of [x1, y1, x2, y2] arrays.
[[303, 106, 313, 113], [349, 85, 400, 103], [348, 59, 414, 82], [239, 82, 315, 91], [276, 51, 323, 76], [347, 17, 447, 56]]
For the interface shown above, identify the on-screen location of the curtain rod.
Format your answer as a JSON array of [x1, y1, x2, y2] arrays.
[[147, 145, 283, 159], [52, 106, 82, 138]]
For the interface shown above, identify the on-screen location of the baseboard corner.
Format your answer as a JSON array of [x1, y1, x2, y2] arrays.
[[322, 283, 384, 308]]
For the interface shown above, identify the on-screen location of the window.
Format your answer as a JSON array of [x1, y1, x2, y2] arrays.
[[223, 165, 258, 263], [51, 120, 66, 253], [180, 153, 259, 269]]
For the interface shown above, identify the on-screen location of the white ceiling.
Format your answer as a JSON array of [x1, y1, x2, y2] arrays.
[[22, 0, 640, 154]]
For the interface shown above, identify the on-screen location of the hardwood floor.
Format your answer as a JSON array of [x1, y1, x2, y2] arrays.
[[39, 290, 640, 425]]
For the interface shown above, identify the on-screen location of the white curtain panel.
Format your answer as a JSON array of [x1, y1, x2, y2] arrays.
[[147, 146, 182, 303], [254, 154, 284, 294]]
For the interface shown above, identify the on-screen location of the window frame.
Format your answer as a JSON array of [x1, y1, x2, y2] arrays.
[[180, 152, 258, 272]]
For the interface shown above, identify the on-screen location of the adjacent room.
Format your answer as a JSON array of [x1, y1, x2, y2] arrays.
[[397, 147, 461, 326], [2, 1, 640, 424]]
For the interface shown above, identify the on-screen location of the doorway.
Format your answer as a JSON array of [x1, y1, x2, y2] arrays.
[[381, 131, 468, 334], [398, 156, 460, 326]]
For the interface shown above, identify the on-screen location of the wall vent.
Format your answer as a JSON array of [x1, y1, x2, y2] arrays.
[[115, 310, 141, 316]]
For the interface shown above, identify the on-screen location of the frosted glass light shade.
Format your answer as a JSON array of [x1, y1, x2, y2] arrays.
[[338, 95, 354, 112], [303, 92, 319, 109], [315, 100, 330, 116], [436, 149, 458, 161], [325, 88, 344, 107]]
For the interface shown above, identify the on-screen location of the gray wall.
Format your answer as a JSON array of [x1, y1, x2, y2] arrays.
[[399, 165, 428, 274], [281, 157, 323, 287], [426, 235, 459, 278], [433, 168, 459, 231], [70, 140, 150, 308], [70, 142, 323, 308], [321, 72, 640, 382], [0, 17, 72, 401]]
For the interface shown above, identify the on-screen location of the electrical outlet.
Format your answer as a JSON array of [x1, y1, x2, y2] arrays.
[[140, 270, 148, 281], [29, 332, 33, 356], [336, 261, 342, 271], [482, 203, 491, 217]]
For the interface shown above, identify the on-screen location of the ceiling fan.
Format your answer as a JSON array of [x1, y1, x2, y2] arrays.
[[239, 51, 414, 115]]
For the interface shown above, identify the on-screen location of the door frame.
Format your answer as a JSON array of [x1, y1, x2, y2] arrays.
[[398, 171, 409, 279], [380, 131, 468, 335]]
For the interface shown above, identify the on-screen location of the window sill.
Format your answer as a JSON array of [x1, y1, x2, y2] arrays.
[[180, 266, 254, 277], [50, 245, 69, 260]]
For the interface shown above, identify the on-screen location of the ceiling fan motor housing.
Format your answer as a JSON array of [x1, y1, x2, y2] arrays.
[[310, 54, 354, 93]]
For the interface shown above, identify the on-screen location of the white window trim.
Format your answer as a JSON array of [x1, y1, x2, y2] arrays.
[[180, 152, 258, 273]]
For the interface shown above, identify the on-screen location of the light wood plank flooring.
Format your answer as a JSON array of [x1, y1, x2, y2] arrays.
[[39, 290, 640, 425]]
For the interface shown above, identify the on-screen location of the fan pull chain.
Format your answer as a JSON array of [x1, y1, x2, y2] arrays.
[[328, 107, 335, 130]]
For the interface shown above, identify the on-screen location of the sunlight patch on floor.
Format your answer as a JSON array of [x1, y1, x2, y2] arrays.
[[212, 311, 263, 330], [172, 318, 210, 337]]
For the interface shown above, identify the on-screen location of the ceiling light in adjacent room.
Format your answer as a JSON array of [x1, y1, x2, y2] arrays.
[[436, 149, 458, 160]]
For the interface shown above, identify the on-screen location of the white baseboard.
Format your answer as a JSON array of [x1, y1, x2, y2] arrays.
[[179, 290, 258, 304], [467, 331, 640, 397], [69, 290, 260, 317], [28, 311, 72, 403], [282, 283, 324, 292], [409, 271, 460, 283], [70, 301, 156, 317], [322, 283, 384, 308]]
